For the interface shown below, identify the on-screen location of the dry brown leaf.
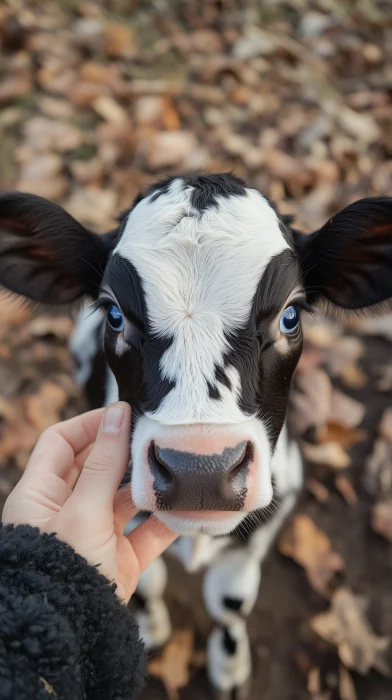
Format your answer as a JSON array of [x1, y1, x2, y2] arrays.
[[339, 665, 357, 700], [26, 381, 68, 432], [302, 320, 340, 349], [325, 337, 364, 377], [93, 95, 128, 126], [328, 391, 365, 430], [379, 408, 392, 442], [320, 423, 366, 450], [376, 365, 392, 392], [279, 515, 344, 597], [0, 397, 37, 468], [311, 588, 392, 676], [371, 500, 392, 542], [103, 22, 134, 58], [0, 294, 31, 327], [335, 476, 358, 505], [23, 117, 83, 153], [307, 667, 331, 700], [307, 478, 330, 503], [349, 314, 392, 342], [148, 629, 194, 700], [142, 131, 203, 170], [28, 316, 74, 341], [302, 441, 350, 470], [39, 677, 57, 696], [365, 438, 392, 495], [339, 364, 367, 390], [290, 368, 332, 436]]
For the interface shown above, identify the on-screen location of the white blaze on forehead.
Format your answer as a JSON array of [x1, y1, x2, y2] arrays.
[[114, 178, 289, 424]]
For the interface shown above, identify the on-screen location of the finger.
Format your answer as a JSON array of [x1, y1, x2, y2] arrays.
[[113, 486, 138, 533], [72, 402, 131, 509], [64, 443, 95, 490], [126, 516, 177, 573], [27, 409, 104, 479]]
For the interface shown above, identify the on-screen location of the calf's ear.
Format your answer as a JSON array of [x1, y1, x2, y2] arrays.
[[294, 196, 392, 310], [0, 192, 117, 305]]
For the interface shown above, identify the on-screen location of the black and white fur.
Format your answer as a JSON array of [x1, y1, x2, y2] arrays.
[[1, 174, 392, 697]]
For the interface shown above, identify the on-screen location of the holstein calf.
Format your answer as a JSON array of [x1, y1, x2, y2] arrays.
[[1, 174, 392, 698]]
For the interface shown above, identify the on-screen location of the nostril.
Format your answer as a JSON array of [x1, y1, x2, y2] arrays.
[[150, 441, 174, 488], [228, 441, 253, 487]]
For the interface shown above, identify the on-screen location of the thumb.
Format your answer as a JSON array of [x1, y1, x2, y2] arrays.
[[72, 402, 131, 510]]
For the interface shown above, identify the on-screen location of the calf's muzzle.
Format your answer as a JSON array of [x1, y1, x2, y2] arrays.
[[148, 440, 253, 510]]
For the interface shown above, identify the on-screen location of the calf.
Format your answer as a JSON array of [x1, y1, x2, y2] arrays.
[[1, 174, 391, 698]]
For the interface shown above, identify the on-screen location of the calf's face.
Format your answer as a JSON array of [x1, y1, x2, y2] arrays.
[[1, 174, 392, 536]]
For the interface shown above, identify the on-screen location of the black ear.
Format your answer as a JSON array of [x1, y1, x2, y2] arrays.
[[0, 192, 117, 305], [294, 196, 392, 310]]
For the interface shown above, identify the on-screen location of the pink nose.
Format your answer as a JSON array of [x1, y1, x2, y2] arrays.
[[147, 440, 253, 511]]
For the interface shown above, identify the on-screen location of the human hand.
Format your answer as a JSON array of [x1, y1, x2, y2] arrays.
[[2, 402, 177, 603]]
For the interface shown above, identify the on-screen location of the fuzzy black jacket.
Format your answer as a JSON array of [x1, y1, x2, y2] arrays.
[[0, 524, 146, 700]]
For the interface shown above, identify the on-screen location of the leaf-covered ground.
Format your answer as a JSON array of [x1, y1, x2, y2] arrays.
[[0, 2, 392, 698]]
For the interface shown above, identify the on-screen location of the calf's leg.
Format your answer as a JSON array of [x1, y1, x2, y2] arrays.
[[132, 556, 172, 651]]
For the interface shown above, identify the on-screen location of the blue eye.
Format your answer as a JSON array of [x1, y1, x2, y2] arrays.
[[279, 306, 300, 334], [107, 304, 124, 332]]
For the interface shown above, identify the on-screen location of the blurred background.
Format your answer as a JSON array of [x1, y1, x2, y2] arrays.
[[0, 1, 392, 698]]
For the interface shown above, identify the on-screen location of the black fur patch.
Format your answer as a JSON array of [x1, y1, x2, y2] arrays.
[[223, 597, 243, 612], [222, 625, 237, 655]]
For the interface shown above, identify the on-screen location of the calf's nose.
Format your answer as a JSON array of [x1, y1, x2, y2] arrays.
[[148, 440, 252, 511]]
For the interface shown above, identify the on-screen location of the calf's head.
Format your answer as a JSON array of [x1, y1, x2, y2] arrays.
[[1, 174, 392, 535]]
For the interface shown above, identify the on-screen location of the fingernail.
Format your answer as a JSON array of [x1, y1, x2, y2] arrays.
[[103, 403, 124, 433]]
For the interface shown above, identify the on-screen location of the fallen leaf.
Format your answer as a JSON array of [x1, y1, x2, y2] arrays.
[[311, 588, 392, 676], [307, 667, 331, 700], [28, 316, 74, 341], [349, 314, 392, 342], [376, 365, 392, 392], [302, 318, 340, 349], [0, 294, 31, 327], [335, 476, 358, 505], [339, 364, 367, 390], [148, 629, 194, 700], [279, 515, 344, 597], [103, 22, 134, 58], [307, 478, 330, 503], [325, 337, 364, 378], [92, 95, 128, 126], [328, 391, 365, 429], [320, 423, 366, 450], [365, 438, 392, 495], [25, 381, 68, 431], [302, 441, 350, 470], [290, 369, 332, 436], [142, 131, 203, 171], [0, 397, 37, 469], [39, 677, 57, 696], [339, 665, 357, 700], [23, 117, 83, 152], [379, 408, 392, 442], [371, 500, 392, 542]]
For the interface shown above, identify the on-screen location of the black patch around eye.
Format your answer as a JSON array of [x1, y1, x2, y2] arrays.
[[103, 254, 147, 331]]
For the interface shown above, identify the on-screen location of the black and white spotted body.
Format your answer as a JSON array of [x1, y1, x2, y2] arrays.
[[1, 174, 392, 697]]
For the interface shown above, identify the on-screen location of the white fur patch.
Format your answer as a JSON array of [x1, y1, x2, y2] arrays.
[[114, 179, 289, 425]]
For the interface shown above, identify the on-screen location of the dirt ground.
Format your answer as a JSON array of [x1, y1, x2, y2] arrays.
[[0, 2, 392, 699]]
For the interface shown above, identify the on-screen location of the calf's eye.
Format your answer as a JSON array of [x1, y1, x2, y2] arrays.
[[279, 305, 300, 334], [107, 304, 124, 332]]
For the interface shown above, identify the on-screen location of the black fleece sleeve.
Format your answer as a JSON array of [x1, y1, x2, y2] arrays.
[[0, 524, 146, 700]]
